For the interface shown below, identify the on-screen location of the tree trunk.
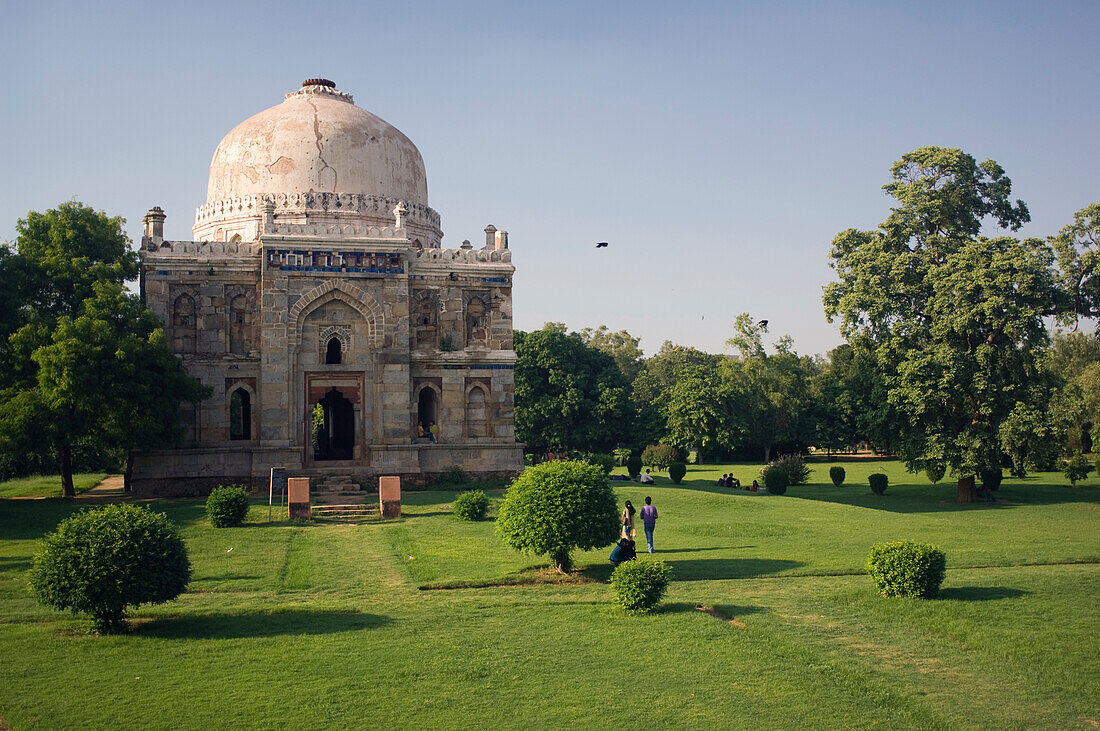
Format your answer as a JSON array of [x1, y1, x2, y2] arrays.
[[552, 550, 572, 574], [763, 444, 772, 464], [124, 451, 134, 492], [955, 474, 977, 503], [59, 443, 75, 498]]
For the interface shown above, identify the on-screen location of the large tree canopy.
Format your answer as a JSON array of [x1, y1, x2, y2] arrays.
[[513, 327, 632, 453], [824, 147, 1060, 501], [0, 202, 203, 493]]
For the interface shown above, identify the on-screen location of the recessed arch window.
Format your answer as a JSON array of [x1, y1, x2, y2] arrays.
[[229, 388, 251, 440], [172, 294, 196, 354], [325, 337, 342, 364], [466, 385, 489, 438]]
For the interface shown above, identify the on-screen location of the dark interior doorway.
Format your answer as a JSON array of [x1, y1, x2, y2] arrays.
[[314, 387, 355, 460], [417, 387, 438, 432], [325, 337, 342, 364]]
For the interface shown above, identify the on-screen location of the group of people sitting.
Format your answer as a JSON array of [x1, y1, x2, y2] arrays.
[[717, 474, 760, 492]]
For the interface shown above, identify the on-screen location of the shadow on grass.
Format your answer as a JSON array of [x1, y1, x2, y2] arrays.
[[0, 557, 32, 573], [659, 602, 766, 618], [784, 483, 1100, 513], [939, 586, 1029, 601], [136, 609, 391, 639], [663, 557, 803, 581]]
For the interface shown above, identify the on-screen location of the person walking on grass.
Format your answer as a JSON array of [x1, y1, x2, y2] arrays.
[[621, 500, 636, 540], [640, 495, 658, 553]]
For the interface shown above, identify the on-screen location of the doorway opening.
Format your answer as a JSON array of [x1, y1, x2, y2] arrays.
[[417, 386, 438, 438], [314, 387, 355, 460]]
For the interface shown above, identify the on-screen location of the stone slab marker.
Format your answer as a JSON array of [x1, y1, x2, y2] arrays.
[[379, 476, 401, 518], [288, 477, 311, 520]]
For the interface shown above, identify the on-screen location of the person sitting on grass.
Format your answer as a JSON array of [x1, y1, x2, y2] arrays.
[[717, 473, 728, 487], [731, 476, 741, 488], [609, 538, 637, 566], [640, 468, 655, 484], [750, 479, 759, 492]]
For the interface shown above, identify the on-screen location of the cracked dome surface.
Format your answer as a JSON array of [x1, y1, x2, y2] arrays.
[[205, 83, 428, 205]]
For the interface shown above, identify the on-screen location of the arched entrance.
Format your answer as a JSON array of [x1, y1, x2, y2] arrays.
[[417, 387, 438, 434], [314, 387, 355, 460]]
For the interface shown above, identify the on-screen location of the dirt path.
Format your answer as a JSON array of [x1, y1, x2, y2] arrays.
[[77, 475, 129, 501]]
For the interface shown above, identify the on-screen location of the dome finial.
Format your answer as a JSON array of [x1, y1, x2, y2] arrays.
[[302, 78, 336, 89]]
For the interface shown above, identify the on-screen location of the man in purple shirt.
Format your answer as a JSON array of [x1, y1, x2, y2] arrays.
[[640, 496, 658, 553]]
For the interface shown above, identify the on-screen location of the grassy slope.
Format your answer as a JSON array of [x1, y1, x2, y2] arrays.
[[0, 473, 112, 498], [0, 463, 1097, 729]]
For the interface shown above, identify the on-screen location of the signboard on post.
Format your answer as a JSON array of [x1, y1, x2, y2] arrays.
[[269, 468, 287, 522]]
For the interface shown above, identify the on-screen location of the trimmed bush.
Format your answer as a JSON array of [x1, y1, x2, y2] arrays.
[[610, 558, 673, 613], [761, 465, 789, 495], [925, 462, 946, 484], [1062, 451, 1092, 487], [437, 465, 470, 487], [453, 489, 489, 520], [496, 460, 619, 572], [829, 465, 846, 487], [866, 541, 946, 598], [668, 462, 686, 484], [980, 468, 1003, 491], [641, 444, 676, 471], [626, 455, 643, 480], [585, 453, 616, 476], [28, 504, 191, 633], [768, 454, 811, 486], [868, 473, 888, 495], [206, 485, 249, 528]]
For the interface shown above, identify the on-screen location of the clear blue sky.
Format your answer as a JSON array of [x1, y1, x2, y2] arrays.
[[2, 0, 1096, 356]]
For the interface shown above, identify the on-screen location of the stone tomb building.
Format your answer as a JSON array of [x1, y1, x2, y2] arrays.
[[133, 79, 522, 494]]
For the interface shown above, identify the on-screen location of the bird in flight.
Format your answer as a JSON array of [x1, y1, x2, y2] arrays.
[[595, 242, 608, 248], [758, 319, 768, 327]]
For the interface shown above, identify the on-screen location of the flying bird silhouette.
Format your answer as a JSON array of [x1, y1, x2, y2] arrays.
[[758, 319, 768, 327], [595, 242, 608, 248]]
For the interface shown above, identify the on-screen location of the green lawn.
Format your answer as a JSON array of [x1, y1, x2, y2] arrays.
[[0, 472, 111, 498], [1, 461, 1098, 729]]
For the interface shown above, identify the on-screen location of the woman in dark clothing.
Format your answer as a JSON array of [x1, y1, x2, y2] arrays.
[[609, 538, 637, 566]]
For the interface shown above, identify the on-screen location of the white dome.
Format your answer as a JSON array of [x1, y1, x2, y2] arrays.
[[193, 80, 442, 245], [207, 80, 428, 203]]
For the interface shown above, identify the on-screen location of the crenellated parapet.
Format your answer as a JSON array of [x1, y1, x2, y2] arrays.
[[265, 222, 404, 238], [145, 239, 262, 257], [412, 247, 512, 264], [193, 192, 442, 245]]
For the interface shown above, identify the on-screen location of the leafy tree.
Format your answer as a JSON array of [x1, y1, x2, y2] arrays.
[[579, 325, 644, 383], [1062, 451, 1092, 487], [824, 147, 1057, 502], [28, 504, 190, 633], [662, 365, 739, 461], [1047, 331, 1100, 452], [0, 282, 207, 496], [632, 342, 721, 449], [1051, 203, 1100, 322], [811, 340, 897, 455], [496, 460, 619, 572], [513, 328, 632, 453], [723, 314, 816, 462]]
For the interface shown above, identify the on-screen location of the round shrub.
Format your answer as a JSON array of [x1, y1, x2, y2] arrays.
[[761, 465, 789, 495], [28, 504, 191, 633], [868, 473, 888, 495], [924, 462, 946, 484], [668, 462, 686, 484], [641, 444, 677, 471], [610, 558, 673, 613], [497, 460, 619, 572], [206, 485, 250, 527], [625, 455, 643, 481], [585, 453, 616, 476], [829, 465, 846, 487], [866, 541, 946, 599], [453, 489, 489, 520], [768, 454, 811, 486], [980, 468, 1003, 491]]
